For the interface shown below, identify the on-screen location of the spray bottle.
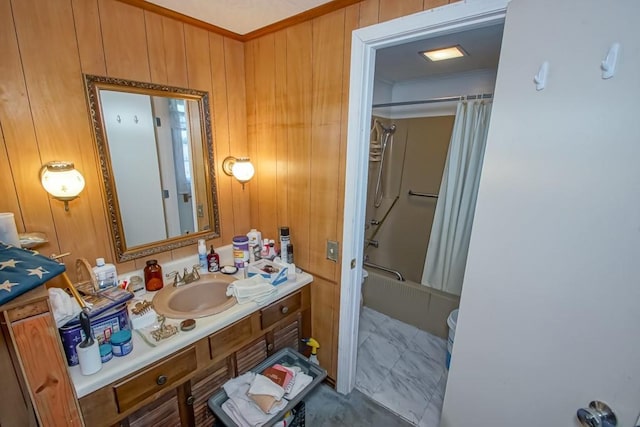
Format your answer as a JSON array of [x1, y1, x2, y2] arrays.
[[302, 337, 320, 364]]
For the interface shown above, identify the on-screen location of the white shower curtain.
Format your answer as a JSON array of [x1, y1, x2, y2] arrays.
[[421, 100, 492, 295]]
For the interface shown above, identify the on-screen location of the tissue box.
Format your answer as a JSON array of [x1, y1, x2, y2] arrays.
[[59, 304, 130, 366], [247, 259, 288, 286]]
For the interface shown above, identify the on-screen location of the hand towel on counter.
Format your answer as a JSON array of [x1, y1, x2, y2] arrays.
[[221, 372, 286, 427], [247, 374, 286, 414], [48, 287, 82, 328], [226, 275, 276, 304]]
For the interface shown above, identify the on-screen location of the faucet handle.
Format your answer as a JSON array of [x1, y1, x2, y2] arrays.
[[166, 271, 179, 279], [191, 264, 201, 280]]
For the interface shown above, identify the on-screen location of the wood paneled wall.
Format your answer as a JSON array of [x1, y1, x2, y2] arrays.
[[0, 0, 250, 275], [245, 0, 459, 378]]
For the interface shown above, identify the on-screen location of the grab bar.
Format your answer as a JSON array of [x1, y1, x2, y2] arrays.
[[408, 190, 438, 198], [363, 261, 405, 281]]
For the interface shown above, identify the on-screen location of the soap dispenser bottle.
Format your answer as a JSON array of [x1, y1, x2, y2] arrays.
[[207, 245, 220, 273]]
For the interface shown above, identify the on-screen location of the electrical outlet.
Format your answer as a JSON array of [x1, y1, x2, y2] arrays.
[[326, 240, 339, 262]]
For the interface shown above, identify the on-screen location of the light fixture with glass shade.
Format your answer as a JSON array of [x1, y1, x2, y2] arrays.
[[222, 156, 254, 189], [40, 161, 86, 211]]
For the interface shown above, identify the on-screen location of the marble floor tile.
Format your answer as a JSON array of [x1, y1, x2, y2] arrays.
[[409, 329, 448, 367], [356, 307, 448, 427], [370, 369, 432, 424], [374, 313, 421, 350]]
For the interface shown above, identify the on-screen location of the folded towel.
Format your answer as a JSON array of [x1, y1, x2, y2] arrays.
[[48, 287, 82, 328], [284, 372, 312, 400], [222, 372, 285, 426], [226, 275, 276, 304], [248, 374, 285, 414]]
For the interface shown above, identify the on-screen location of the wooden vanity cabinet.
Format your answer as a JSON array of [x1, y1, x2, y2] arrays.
[[79, 285, 311, 427]]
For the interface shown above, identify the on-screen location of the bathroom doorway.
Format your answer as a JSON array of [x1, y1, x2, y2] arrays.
[[338, 0, 510, 420]]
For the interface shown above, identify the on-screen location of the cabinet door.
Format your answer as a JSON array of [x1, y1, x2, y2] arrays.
[[269, 313, 302, 355], [10, 313, 83, 427], [189, 358, 233, 427], [127, 388, 181, 427], [235, 336, 268, 375]]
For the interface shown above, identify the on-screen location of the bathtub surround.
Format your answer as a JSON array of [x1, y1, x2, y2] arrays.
[[363, 270, 459, 339], [356, 306, 448, 426]]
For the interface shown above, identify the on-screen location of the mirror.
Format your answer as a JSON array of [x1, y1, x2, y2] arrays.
[[85, 75, 220, 262]]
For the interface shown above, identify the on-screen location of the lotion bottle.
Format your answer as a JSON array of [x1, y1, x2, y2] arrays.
[[198, 239, 207, 270]]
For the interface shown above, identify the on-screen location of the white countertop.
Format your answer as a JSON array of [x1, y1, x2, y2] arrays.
[[68, 254, 312, 398]]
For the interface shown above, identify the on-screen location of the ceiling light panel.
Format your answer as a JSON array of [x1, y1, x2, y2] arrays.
[[421, 45, 466, 62]]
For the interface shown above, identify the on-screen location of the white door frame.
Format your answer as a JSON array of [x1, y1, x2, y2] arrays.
[[337, 0, 510, 394]]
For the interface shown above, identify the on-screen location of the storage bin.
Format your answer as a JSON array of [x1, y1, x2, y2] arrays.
[[208, 347, 326, 427], [59, 304, 130, 366]]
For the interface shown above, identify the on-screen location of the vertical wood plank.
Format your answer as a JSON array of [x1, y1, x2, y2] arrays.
[[207, 32, 235, 244], [245, 40, 260, 234], [379, 0, 423, 22], [11, 313, 82, 427], [424, 0, 449, 10], [0, 134, 21, 219], [310, 277, 336, 378], [309, 10, 345, 280], [71, 0, 106, 75], [274, 32, 289, 233], [253, 35, 278, 239], [0, 0, 57, 246], [224, 38, 251, 234], [12, 0, 111, 270], [161, 17, 188, 88], [99, 0, 150, 81], [359, 0, 380, 27], [285, 23, 313, 270], [145, 12, 168, 84]]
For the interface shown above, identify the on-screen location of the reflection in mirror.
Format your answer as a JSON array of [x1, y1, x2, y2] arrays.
[[85, 75, 220, 262]]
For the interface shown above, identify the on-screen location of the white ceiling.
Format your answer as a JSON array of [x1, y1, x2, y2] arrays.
[[375, 24, 504, 84], [145, 0, 334, 35]]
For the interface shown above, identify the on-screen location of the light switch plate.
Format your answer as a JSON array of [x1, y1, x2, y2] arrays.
[[326, 240, 339, 262]]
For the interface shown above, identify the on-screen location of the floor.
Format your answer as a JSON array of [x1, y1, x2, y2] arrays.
[[355, 306, 448, 426]]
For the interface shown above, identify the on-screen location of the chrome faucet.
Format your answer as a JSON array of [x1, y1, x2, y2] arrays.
[[167, 264, 201, 287]]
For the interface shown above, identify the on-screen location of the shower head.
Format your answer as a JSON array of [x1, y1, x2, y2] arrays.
[[376, 120, 396, 134]]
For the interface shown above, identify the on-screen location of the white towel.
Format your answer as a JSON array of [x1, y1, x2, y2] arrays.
[[48, 288, 82, 328], [226, 275, 276, 304], [221, 372, 286, 427], [284, 372, 313, 400], [248, 374, 285, 400]]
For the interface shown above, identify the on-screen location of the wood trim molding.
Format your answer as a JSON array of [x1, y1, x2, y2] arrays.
[[116, 0, 362, 41], [242, 0, 362, 40]]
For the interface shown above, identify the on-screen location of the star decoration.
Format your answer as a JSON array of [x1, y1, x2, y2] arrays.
[[0, 280, 18, 292], [26, 266, 49, 279], [0, 258, 20, 270]]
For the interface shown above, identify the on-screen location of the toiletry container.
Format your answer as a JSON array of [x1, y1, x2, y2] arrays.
[[232, 235, 249, 269], [144, 260, 163, 291], [110, 329, 133, 357], [247, 229, 262, 263], [93, 258, 118, 290], [207, 245, 220, 272], [279, 226, 290, 261], [198, 239, 207, 270]]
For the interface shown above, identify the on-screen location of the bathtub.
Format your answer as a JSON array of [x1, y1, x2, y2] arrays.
[[362, 270, 460, 339]]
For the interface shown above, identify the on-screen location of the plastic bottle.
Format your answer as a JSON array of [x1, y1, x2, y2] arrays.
[[268, 239, 277, 260], [93, 258, 118, 290], [261, 238, 270, 259], [247, 229, 262, 263], [233, 235, 250, 269], [144, 260, 163, 291], [198, 239, 207, 270], [279, 226, 290, 261], [302, 338, 320, 364], [207, 245, 220, 273]]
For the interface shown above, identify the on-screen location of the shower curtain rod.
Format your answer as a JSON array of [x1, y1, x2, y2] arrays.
[[372, 93, 493, 109]]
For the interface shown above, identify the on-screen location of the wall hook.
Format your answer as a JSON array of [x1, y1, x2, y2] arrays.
[[533, 61, 549, 91], [601, 42, 620, 79], [116, 114, 121, 123], [134, 115, 139, 124]]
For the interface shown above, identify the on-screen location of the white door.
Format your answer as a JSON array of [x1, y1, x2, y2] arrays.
[[442, 0, 640, 426]]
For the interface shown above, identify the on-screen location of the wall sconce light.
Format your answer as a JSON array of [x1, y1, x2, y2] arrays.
[[40, 161, 85, 211], [222, 156, 254, 189]]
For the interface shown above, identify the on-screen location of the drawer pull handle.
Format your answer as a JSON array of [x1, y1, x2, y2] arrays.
[[281, 306, 289, 314], [156, 375, 167, 386], [267, 343, 274, 351], [186, 395, 195, 406]]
